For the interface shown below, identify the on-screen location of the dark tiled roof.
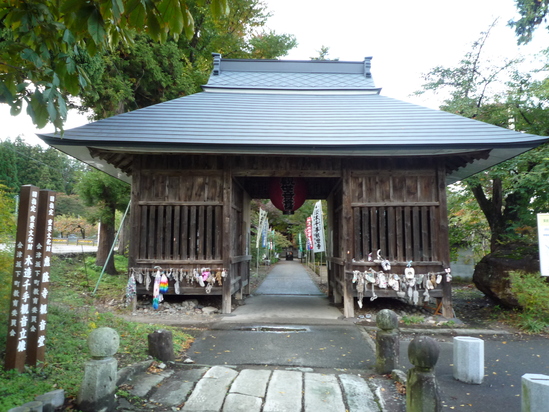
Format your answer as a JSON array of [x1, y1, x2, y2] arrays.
[[37, 55, 547, 183]]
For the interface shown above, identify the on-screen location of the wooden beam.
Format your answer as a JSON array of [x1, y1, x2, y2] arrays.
[[138, 201, 223, 206], [351, 201, 440, 207], [341, 167, 355, 318], [231, 170, 341, 178], [136, 259, 224, 265], [230, 255, 252, 264]]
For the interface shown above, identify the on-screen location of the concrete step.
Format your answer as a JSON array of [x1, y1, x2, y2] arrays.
[[119, 365, 383, 412]]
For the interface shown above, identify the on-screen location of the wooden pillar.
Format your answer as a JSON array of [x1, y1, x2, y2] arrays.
[[342, 168, 354, 318], [128, 157, 141, 268], [437, 163, 453, 318], [242, 191, 251, 295], [222, 167, 232, 314], [326, 192, 334, 300]]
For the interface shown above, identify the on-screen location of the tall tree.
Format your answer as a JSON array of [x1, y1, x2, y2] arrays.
[[76, 169, 130, 274], [76, 0, 296, 118], [0, 140, 20, 191], [418, 26, 549, 253], [510, 0, 549, 44], [6, 137, 83, 194], [1, 0, 229, 130]]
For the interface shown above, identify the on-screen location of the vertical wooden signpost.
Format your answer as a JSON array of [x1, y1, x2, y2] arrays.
[[27, 190, 56, 365], [4, 186, 56, 372]]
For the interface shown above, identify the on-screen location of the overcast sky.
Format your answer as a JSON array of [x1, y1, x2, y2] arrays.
[[2, 0, 549, 146]]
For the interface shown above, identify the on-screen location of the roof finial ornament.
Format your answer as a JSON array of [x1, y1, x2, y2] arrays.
[[212, 53, 222, 76], [363, 56, 372, 78]]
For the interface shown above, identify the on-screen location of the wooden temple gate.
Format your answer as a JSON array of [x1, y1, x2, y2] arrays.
[[126, 154, 452, 318], [39, 55, 548, 321]]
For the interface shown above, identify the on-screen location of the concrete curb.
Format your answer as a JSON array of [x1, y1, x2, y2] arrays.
[[359, 325, 513, 336]]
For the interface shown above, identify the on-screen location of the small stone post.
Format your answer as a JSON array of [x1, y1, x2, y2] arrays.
[[453, 336, 484, 384], [522, 373, 549, 412], [375, 309, 399, 374], [406, 336, 442, 412], [148, 329, 175, 362], [77, 327, 120, 412]]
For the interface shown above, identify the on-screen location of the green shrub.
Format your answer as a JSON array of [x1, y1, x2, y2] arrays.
[[508, 271, 549, 333]]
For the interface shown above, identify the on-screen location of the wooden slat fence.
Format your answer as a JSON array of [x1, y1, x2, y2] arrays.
[[136, 201, 222, 262]]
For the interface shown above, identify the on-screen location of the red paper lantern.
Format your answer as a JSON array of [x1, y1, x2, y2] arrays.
[[269, 177, 307, 215]]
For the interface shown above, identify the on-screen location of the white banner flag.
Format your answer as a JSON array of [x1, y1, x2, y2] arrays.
[[538, 213, 549, 277], [311, 200, 325, 253], [256, 209, 267, 248]]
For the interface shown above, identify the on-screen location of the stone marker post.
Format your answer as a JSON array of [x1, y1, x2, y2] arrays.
[[78, 327, 120, 412], [148, 329, 175, 362], [406, 335, 442, 412], [375, 309, 399, 374]]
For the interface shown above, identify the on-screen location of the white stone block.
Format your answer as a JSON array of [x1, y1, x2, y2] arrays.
[[522, 373, 549, 412], [453, 336, 484, 384]]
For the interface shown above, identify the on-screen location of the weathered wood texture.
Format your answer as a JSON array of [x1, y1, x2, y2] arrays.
[[127, 154, 451, 316], [128, 155, 250, 311], [328, 161, 450, 314]]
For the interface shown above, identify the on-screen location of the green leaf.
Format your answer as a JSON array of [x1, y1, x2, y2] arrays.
[[126, 0, 145, 28], [20, 48, 43, 68], [88, 8, 107, 46], [64, 72, 80, 95], [52, 72, 61, 88], [28, 93, 50, 129], [57, 94, 68, 120], [183, 8, 194, 39], [63, 29, 76, 45], [46, 97, 58, 124], [112, 0, 125, 20], [0, 82, 14, 103], [66, 56, 76, 75], [10, 100, 23, 116], [211, 0, 229, 18], [145, 11, 162, 42]]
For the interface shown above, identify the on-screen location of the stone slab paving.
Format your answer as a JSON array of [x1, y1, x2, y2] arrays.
[[339, 373, 380, 412], [149, 367, 208, 406], [128, 370, 174, 398], [182, 366, 238, 411], [229, 369, 271, 397], [304, 373, 345, 412], [119, 366, 382, 411], [263, 370, 303, 412], [222, 393, 263, 412]]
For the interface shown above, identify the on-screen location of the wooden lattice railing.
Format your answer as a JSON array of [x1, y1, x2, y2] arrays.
[[136, 202, 223, 263]]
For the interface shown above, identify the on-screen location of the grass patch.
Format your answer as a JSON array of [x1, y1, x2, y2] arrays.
[[0, 253, 194, 410], [401, 315, 424, 325]]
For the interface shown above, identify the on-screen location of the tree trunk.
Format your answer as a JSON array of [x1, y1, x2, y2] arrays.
[[96, 209, 117, 275], [469, 179, 505, 252]]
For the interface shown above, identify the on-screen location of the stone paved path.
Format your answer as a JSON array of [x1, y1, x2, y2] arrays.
[[121, 365, 382, 412], [115, 262, 389, 411]]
